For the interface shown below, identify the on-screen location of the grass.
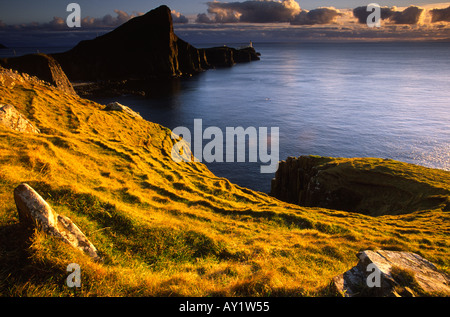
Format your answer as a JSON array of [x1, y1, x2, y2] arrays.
[[0, 69, 449, 297]]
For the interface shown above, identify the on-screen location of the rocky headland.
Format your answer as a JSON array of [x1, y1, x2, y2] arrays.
[[0, 5, 259, 98], [50, 5, 259, 97], [0, 54, 76, 95], [271, 155, 450, 216]]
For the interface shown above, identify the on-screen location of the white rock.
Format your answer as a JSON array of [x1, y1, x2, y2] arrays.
[[0, 104, 40, 133], [14, 183, 100, 261], [105, 102, 142, 119]]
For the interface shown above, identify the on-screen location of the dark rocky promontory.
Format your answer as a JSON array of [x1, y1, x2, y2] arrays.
[[0, 54, 76, 95], [51, 5, 259, 83], [0, 44, 7, 49], [271, 155, 450, 216]]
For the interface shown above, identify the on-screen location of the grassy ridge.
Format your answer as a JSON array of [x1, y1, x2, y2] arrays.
[[0, 73, 449, 296]]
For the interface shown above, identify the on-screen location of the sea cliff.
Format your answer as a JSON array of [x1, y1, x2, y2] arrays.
[[271, 155, 450, 216]]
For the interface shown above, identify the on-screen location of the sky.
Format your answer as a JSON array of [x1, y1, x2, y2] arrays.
[[0, 0, 447, 24], [0, 1, 449, 46]]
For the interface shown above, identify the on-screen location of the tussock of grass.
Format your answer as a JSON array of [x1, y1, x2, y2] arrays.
[[0, 72, 449, 297]]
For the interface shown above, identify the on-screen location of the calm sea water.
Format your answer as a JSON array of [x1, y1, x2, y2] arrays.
[[92, 42, 450, 193], [5, 42, 449, 193]]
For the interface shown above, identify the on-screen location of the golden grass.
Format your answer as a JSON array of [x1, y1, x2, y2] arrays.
[[0, 72, 449, 297]]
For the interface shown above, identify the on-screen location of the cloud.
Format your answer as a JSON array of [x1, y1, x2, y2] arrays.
[[353, 6, 396, 24], [353, 5, 425, 25], [0, 10, 144, 31], [430, 6, 450, 22], [171, 10, 189, 24], [196, 0, 301, 23], [291, 7, 342, 25], [390, 6, 424, 24]]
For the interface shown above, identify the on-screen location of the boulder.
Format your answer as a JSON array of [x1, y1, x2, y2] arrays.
[[105, 102, 142, 119], [14, 183, 100, 261], [332, 250, 450, 297], [0, 104, 40, 134]]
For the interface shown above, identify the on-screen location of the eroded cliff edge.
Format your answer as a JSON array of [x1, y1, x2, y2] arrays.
[[271, 155, 450, 216]]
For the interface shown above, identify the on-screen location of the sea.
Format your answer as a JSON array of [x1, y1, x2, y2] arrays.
[[2, 41, 450, 193]]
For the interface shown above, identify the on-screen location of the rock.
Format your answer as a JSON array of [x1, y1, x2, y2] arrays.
[[13, 183, 100, 261], [0, 43, 7, 49], [332, 250, 450, 297], [0, 53, 76, 95], [0, 104, 40, 133], [105, 102, 142, 119], [51, 5, 259, 84], [270, 155, 450, 216]]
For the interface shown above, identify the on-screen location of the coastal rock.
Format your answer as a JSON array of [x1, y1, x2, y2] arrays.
[[105, 102, 142, 119], [0, 104, 40, 134], [332, 250, 450, 297], [51, 5, 259, 84], [0, 44, 7, 49], [13, 183, 100, 260], [0, 54, 76, 95], [270, 155, 450, 216]]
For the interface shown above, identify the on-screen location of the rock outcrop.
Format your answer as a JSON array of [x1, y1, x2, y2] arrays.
[[0, 54, 76, 95], [0, 44, 7, 49], [51, 5, 259, 83], [203, 46, 260, 67], [332, 250, 450, 297], [0, 104, 40, 133], [105, 102, 142, 119], [14, 183, 100, 261], [271, 155, 450, 216]]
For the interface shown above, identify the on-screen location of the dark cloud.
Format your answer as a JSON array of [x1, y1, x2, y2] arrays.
[[291, 7, 342, 25], [390, 6, 424, 24], [430, 6, 450, 23], [353, 5, 424, 25], [353, 6, 395, 24], [0, 10, 145, 31], [171, 10, 189, 24], [196, 0, 301, 23], [195, 13, 214, 24]]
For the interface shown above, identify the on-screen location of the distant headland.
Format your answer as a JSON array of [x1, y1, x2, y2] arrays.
[[0, 5, 260, 98]]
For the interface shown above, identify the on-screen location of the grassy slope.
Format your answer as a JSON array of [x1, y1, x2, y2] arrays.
[[0, 75, 449, 297]]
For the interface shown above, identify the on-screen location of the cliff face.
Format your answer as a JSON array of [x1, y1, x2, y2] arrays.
[[0, 54, 76, 95], [271, 156, 450, 216], [51, 5, 259, 82]]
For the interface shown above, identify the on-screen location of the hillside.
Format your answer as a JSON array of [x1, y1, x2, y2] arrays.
[[0, 68, 449, 297]]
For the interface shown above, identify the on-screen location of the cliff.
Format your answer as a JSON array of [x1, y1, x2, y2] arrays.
[[0, 54, 76, 95], [51, 5, 259, 83], [271, 155, 450, 216]]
